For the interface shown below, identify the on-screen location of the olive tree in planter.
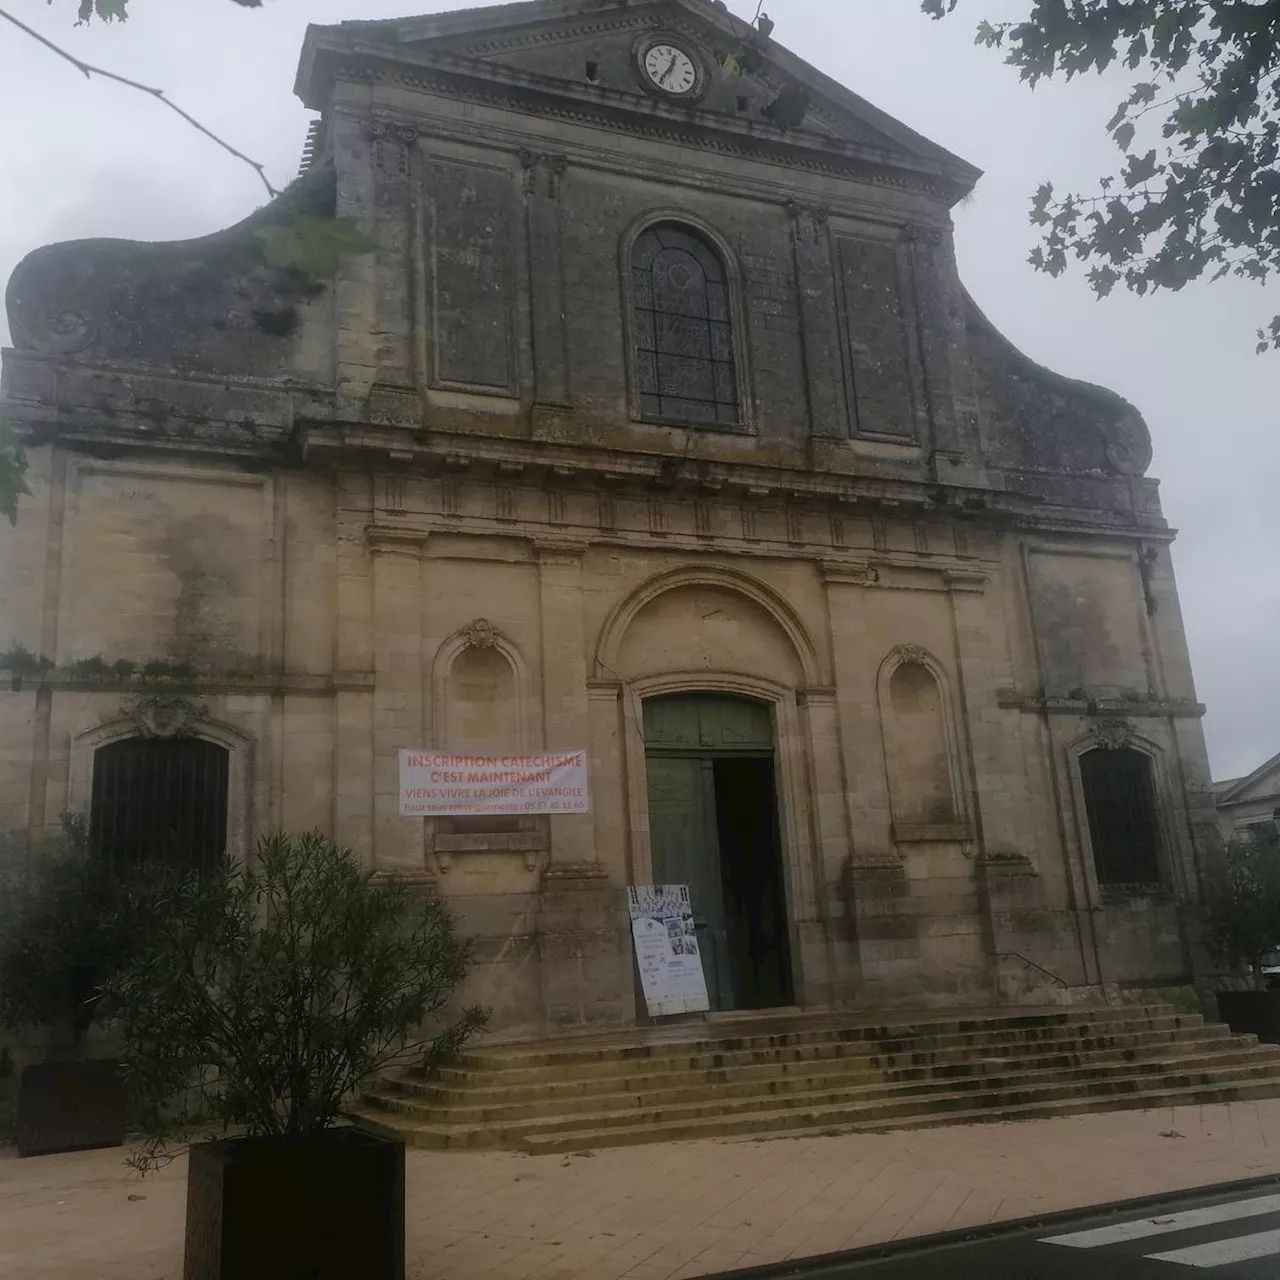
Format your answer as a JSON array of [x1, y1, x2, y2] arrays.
[[0, 817, 146, 1156], [105, 830, 486, 1280], [1201, 824, 1280, 1042]]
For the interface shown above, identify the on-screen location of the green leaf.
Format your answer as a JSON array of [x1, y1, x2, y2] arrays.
[[0, 419, 31, 526], [722, 53, 743, 78], [254, 217, 378, 279], [101, 831, 485, 1164], [1113, 121, 1136, 151]]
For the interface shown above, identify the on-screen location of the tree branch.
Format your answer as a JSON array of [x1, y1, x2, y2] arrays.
[[0, 6, 279, 198]]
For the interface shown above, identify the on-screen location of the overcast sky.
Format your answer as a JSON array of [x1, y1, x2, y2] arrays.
[[1, 0, 1275, 782]]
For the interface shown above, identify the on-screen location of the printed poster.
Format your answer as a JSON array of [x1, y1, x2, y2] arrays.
[[627, 884, 711, 1017]]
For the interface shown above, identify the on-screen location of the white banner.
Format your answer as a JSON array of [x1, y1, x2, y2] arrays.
[[627, 885, 711, 1017], [398, 751, 590, 817]]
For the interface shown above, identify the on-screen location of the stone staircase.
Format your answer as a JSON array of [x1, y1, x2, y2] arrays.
[[355, 1005, 1280, 1154]]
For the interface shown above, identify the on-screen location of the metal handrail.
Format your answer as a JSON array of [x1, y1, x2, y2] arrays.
[[994, 951, 1072, 990]]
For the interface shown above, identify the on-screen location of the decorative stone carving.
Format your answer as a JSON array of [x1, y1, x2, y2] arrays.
[[1104, 408, 1155, 477], [367, 113, 421, 144], [519, 150, 569, 199], [125, 695, 208, 740], [461, 619, 501, 650], [903, 224, 947, 246], [894, 645, 931, 667], [786, 202, 830, 245], [1089, 717, 1135, 751], [16, 309, 97, 356]]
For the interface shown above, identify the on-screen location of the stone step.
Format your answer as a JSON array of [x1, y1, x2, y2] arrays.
[[354, 1071, 1280, 1153], [433, 1016, 1222, 1088], [513, 1076, 1280, 1155], [376, 1044, 1280, 1122], [406, 1029, 1255, 1108], [362, 1056, 1280, 1135], [352, 1006, 1280, 1156], [461, 1006, 1184, 1071]]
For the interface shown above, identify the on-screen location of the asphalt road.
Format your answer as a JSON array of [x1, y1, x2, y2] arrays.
[[701, 1179, 1280, 1279]]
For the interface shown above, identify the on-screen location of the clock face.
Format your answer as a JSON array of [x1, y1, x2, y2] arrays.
[[643, 42, 699, 96]]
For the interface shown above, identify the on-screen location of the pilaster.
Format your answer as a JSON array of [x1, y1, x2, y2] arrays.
[[536, 538, 593, 866], [789, 204, 848, 439], [521, 151, 571, 411]]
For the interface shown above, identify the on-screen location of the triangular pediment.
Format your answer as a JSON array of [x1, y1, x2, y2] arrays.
[[299, 0, 979, 192], [1218, 751, 1280, 805]]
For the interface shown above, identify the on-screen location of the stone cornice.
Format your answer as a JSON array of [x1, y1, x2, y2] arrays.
[[0, 350, 1172, 538], [996, 691, 1206, 719], [1, 670, 375, 696]]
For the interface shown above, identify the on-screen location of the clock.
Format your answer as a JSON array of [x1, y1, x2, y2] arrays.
[[636, 36, 705, 100]]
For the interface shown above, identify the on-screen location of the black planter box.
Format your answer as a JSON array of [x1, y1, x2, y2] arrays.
[[1217, 990, 1280, 1044], [184, 1128, 405, 1280], [16, 1059, 127, 1157]]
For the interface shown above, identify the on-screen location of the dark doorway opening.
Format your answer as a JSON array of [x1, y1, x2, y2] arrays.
[[642, 693, 794, 1013], [713, 756, 793, 1010]]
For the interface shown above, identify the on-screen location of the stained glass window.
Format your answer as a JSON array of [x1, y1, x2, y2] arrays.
[[631, 223, 740, 425]]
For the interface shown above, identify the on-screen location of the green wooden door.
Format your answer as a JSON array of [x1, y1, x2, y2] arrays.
[[644, 754, 729, 1010], [643, 695, 776, 1012]]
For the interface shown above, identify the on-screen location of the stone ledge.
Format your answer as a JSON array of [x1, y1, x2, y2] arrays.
[[892, 822, 974, 844]]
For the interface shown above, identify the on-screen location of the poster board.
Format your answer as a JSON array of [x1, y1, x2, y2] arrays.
[[627, 885, 711, 1017], [399, 751, 589, 817]]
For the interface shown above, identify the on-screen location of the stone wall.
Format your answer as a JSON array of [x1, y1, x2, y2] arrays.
[[0, 0, 1222, 1036]]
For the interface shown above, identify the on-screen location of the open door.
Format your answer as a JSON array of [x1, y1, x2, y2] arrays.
[[643, 694, 793, 1012]]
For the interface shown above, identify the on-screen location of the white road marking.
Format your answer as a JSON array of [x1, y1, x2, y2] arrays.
[[1040, 1192, 1280, 1248], [1149, 1225, 1280, 1267]]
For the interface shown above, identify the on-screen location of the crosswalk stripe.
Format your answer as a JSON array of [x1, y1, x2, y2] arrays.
[[1040, 1192, 1280, 1249], [1149, 1225, 1280, 1267]]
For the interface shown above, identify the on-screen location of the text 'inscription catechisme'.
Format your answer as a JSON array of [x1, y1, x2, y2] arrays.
[[398, 751, 591, 816]]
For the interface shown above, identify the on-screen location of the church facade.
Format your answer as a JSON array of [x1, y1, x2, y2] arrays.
[[0, 0, 1221, 1039]]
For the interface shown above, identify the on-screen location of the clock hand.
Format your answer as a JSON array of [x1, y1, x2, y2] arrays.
[[660, 53, 678, 86]]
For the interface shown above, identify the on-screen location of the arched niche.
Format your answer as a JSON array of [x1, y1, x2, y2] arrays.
[[876, 646, 964, 834], [428, 620, 540, 867], [430, 619, 530, 752]]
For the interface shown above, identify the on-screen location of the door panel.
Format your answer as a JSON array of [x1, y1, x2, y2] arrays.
[[643, 695, 773, 753], [644, 754, 730, 1010]]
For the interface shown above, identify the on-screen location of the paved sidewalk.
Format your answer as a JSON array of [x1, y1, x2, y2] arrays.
[[4, 1101, 1280, 1279]]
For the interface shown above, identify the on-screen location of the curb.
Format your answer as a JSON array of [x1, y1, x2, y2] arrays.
[[694, 1172, 1280, 1278]]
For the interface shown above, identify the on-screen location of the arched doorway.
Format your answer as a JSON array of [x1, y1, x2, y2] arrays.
[[643, 693, 793, 1012]]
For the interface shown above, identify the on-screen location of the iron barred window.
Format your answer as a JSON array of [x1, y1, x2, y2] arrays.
[[1079, 747, 1163, 890], [631, 223, 739, 425], [90, 737, 229, 875]]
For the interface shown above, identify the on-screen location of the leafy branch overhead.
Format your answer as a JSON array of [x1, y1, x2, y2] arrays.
[[63, 0, 262, 22], [923, 1, 1280, 351], [256, 219, 379, 280], [0, 419, 30, 527]]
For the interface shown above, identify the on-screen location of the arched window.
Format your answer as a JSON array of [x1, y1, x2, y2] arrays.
[[90, 737, 229, 875], [631, 222, 739, 425], [1079, 747, 1162, 888]]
